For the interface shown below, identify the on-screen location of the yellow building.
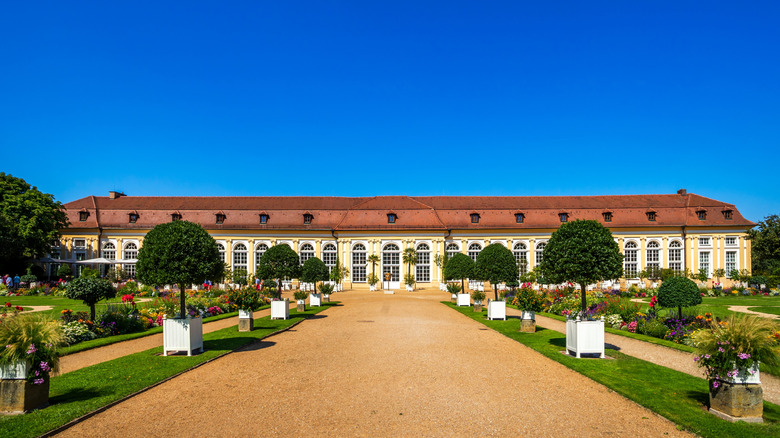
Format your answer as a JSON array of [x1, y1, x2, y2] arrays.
[[54, 190, 754, 289]]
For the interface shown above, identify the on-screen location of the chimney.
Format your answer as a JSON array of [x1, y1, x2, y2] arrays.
[[109, 191, 124, 199], [677, 189, 687, 196]]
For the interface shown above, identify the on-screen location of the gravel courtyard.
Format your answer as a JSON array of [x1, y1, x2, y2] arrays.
[[57, 290, 688, 437]]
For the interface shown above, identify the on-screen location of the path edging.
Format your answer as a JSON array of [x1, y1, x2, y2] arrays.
[[39, 318, 305, 438]]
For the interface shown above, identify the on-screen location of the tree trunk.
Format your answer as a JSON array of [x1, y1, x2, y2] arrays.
[[180, 283, 186, 318], [461, 278, 465, 294], [90, 304, 96, 322], [678, 306, 682, 320], [580, 283, 587, 319], [494, 284, 498, 301]]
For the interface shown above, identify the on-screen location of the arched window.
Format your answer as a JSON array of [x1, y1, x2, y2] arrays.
[[124, 242, 138, 278], [255, 243, 268, 270], [624, 241, 638, 278], [217, 243, 226, 264], [382, 244, 400, 282], [102, 242, 116, 260], [445, 243, 460, 259], [323, 243, 337, 273], [233, 244, 248, 276], [646, 241, 660, 271], [513, 242, 528, 275], [535, 242, 546, 267], [416, 243, 430, 283], [468, 243, 482, 261], [352, 243, 366, 282], [668, 240, 682, 273], [299, 243, 314, 265]]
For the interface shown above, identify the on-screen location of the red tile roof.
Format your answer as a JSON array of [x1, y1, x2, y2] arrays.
[[62, 193, 754, 231]]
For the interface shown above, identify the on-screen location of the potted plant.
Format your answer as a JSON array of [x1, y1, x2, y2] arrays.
[[0, 313, 64, 414], [136, 221, 223, 356], [513, 286, 544, 332], [227, 287, 262, 332], [368, 273, 379, 291], [539, 220, 622, 359], [446, 283, 461, 302], [319, 283, 334, 302], [270, 295, 289, 320], [293, 290, 307, 312], [471, 290, 485, 312], [404, 274, 415, 292], [444, 253, 475, 307], [301, 257, 329, 306], [692, 315, 780, 423]]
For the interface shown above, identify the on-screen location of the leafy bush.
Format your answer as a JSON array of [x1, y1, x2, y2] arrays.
[[57, 264, 73, 279], [446, 283, 462, 294], [318, 283, 334, 295], [65, 276, 117, 321], [471, 290, 485, 303], [226, 287, 262, 311], [293, 290, 308, 301], [638, 319, 669, 339], [513, 287, 544, 312], [95, 304, 145, 336], [657, 276, 701, 319], [62, 321, 99, 344], [0, 313, 64, 384]]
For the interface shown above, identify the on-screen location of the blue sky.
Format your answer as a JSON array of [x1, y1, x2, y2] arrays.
[[2, 1, 778, 222]]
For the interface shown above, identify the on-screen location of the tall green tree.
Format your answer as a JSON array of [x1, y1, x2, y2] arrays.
[[301, 257, 329, 291], [475, 243, 519, 301], [402, 247, 418, 278], [136, 221, 223, 318], [539, 220, 624, 317], [443, 253, 475, 294], [367, 254, 379, 278], [0, 173, 69, 272], [65, 276, 116, 321], [748, 214, 780, 276], [256, 244, 301, 298]]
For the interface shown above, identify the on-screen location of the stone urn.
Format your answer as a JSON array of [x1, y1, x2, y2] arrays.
[[709, 364, 763, 423]]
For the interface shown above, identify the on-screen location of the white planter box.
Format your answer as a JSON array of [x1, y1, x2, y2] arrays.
[[163, 317, 203, 356], [271, 299, 289, 320], [406, 285, 414, 291], [0, 361, 27, 380], [565, 318, 605, 358], [722, 363, 761, 385], [238, 309, 253, 319], [451, 293, 457, 300], [309, 293, 322, 306], [457, 293, 471, 306], [520, 310, 535, 320], [369, 284, 376, 291], [487, 300, 506, 320], [323, 294, 330, 301]]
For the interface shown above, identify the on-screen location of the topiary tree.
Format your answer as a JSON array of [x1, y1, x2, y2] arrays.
[[256, 244, 301, 299], [539, 220, 623, 318], [136, 221, 223, 318], [657, 275, 701, 319], [443, 253, 475, 294], [65, 276, 116, 321], [402, 247, 418, 283], [475, 243, 518, 301], [301, 257, 329, 291]]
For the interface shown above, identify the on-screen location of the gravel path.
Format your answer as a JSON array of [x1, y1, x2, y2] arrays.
[[56, 290, 687, 437], [728, 305, 779, 319], [511, 309, 780, 405]]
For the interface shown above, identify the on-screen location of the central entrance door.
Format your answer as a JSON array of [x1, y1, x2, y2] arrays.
[[382, 243, 401, 289]]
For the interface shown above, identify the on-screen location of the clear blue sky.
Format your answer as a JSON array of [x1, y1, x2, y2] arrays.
[[2, 1, 778, 222]]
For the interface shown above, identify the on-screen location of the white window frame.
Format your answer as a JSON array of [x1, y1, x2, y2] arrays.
[[467, 243, 482, 262], [232, 243, 248, 274], [725, 250, 738, 277], [255, 243, 269, 269], [299, 243, 315, 265], [322, 243, 338, 273], [352, 243, 367, 283], [513, 242, 529, 275], [382, 243, 400, 282], [698, 250, 712, 278], [645, 240, 661, 270], [668, 240, 683, 273], [415, 243, 431, 283], [624, 240, 639, 279], [725, 236, 738, 247]]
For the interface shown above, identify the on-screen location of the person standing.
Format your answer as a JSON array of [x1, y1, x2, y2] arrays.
[[13, 274, 20, 289]]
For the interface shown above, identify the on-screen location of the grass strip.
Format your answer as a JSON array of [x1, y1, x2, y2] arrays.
[[748, 307, 780, 316], [0, 302, 337, 438], [445, 302, 780, 438], [59, 305, 269, 356]]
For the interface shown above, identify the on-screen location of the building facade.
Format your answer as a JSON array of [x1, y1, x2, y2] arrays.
[[54, 190, 755, 288]]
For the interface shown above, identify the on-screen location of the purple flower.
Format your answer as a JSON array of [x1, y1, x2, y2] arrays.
[[712, 381, 720, 389], [737, 353, 751, 360], [39, 361, 50, 372], [704, 354, 711, 359], [718, 347, 725, 353], [32, 378, 44, 385], [26, 344, 37, 355]]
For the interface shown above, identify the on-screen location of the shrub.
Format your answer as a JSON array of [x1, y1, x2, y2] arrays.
[[638, 319, 669, 338], [65, 276, 117, 321], [657, 276, 701, 319], [471, 290, 485, 303], [293, 290, 308, 301], [62, 321, 98, 345], [95, 304, 145, 336], [318, 283, 334, 295], [0, 313, 64, 384], [513, 287, 544, 312], [446, 283, 462, 294], [226, 287, 262, 311]]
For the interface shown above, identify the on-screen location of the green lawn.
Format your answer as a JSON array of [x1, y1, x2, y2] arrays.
[[629, 295, 780, 320], [445, 302, 779, 438], [1, 294, 130, 318], [748, 307, 780, 316], [0, 302, 338, 438]]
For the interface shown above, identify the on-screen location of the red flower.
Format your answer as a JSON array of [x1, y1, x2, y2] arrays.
[[5, 302, 10, 307]]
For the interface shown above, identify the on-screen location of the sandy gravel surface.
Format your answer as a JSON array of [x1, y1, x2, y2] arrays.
[[57, 290, 687, 437], [515, 309, 780, 405], [728, 305, 779, 319]]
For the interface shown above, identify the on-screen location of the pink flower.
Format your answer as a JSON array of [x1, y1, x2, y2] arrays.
[[26, 344, 37, 355], [32, 378, 44, 385], [712, 381, 720, 389]]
